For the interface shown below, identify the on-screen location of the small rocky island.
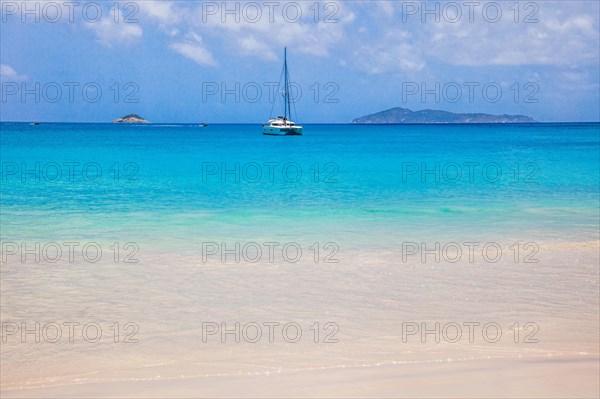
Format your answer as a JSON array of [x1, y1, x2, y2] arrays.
[[352, 107, 536, 124], [112, 114, 150, 123]]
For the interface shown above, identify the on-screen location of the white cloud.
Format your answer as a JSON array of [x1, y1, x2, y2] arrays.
[[170, 32, 218, 67], [353, 30, 426, 74], [0, 64, 27, 81], [86, 9, 143, 47], [345, 1, 599, 74], [238, 36, 277, 61], [97, 0, 598, 74], [421, 2, 599, 67], [137, 1, 180, 25], [141, 0, 354, 61], [239, 2, 352, 58], [377, 2, 394, 18]]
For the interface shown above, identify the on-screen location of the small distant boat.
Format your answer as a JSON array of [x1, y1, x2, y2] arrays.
[[30, 122, 40, 125], [262, 48, 302, 136], [199, 123, 208, 127]]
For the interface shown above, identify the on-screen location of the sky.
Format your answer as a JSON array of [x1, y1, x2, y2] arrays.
[[1, 0, 599, 123]]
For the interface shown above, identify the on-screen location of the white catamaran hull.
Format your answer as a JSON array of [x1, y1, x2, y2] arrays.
[[262, 125, 303, 136]]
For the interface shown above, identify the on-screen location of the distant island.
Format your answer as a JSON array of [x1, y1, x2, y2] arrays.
[[352, 107, 536, 124], [113, 114, 150, 123]]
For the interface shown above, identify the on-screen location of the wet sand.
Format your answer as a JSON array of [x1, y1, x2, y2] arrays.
[[2, 356, 598, 398]]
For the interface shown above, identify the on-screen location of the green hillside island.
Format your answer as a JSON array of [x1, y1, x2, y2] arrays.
[[352, 107, 536, 124], [112, 114, 150, 123]]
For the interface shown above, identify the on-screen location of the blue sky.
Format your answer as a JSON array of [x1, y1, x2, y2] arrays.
[[1, 0, 599, 122]]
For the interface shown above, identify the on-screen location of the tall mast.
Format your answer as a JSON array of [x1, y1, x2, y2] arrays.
[[284, 47, 289, 120]]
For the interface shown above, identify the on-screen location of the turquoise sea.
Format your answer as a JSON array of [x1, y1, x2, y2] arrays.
[[2, 123, 599, 246], [1, 122, 599, 390]]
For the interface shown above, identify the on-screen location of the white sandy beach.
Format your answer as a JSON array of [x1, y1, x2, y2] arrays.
[[1, 241, 598, 397]]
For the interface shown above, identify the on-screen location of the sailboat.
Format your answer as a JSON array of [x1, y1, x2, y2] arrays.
[[262, 48, 303, 136]]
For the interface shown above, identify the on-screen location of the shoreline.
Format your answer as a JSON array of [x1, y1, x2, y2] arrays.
[[2, 355, 598, 398]]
